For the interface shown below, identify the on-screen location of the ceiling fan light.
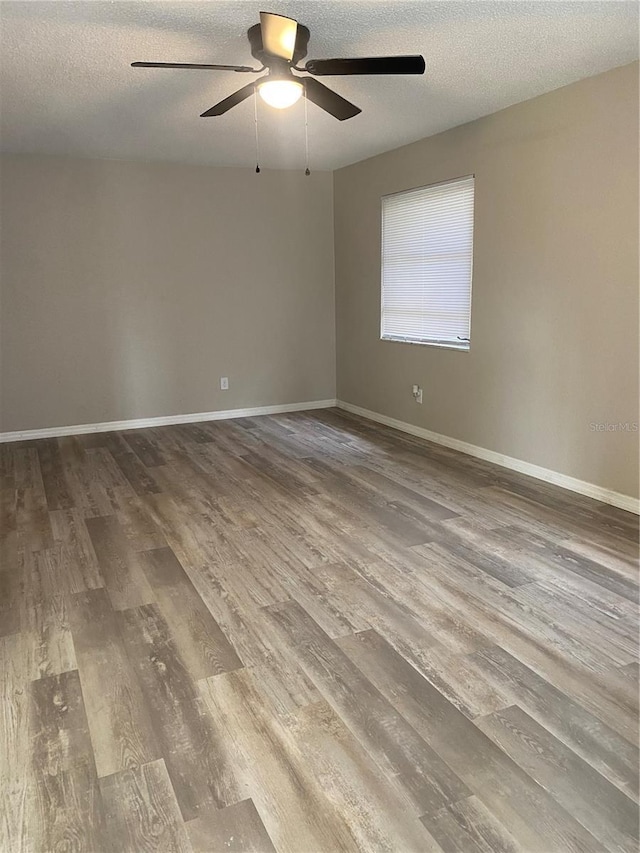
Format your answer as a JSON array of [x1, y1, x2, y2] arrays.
[[258, 79, 303, 109]]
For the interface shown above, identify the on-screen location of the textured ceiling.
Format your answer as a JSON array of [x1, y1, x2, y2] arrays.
[[1, 1, 637, 170]]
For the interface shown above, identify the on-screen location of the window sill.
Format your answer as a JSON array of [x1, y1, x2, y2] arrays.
[[381, 336, 470, 352]]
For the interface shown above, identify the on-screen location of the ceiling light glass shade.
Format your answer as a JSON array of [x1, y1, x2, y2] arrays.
[[258, 79, 303, 109]]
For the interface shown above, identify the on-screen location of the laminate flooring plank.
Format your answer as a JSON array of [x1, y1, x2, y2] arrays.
[[242, 423, 329, 464], [184, 562, 321, 715], [249, 441, 330, 491], [29, 669, 107, 853], [557, 535, 639, 581], [89, 446, 138, 495], [15, 485, 53, 554], [319, 464, 441, 547], [74, 432, 110, 450], [13, 444, 43, 491], [616, 661, 640, 684], [374, 500, 448, 547], [281, 698, 445, 852], [122, 432, 167, 468], [484, 485, 638, 547], [357, 457, 493, 524], [182, 424, 248, 459], [0, 633, 30, 853], [485, 474, 614, 519], [199, 669, 362, 853], [22, 593, 77, 681], [339, 522, 444, 572], [117, 603, 239, 821], [410, 542, 639, 739], [158, 449, 233, 504], [103, 434, 161, 496], [32, 543, 101, 600], [114, 490, 168, 551], [48, 507, 103, 591], [487, 480, 634, 543], [186, 799, 275, 853], [430, 535, 538, 588], [442, 517, 637, 623], [36, 438, 75, 511], [238, 449, 319, 497], [193, 529, 291, 608], [56, 436, 119, 517], [141, 546, 244, 680], [0, 479, 17, 534], [253, 549, 541, 716], [345, 557, 492, 656], [495, 524, 639, 602], [142, 490, 241, 571], [350, 464, 461, 521], [0, 441, 15, 490], [233, 554, 367, 637], [265, 599, 471, 819], [411, 542, 627, 673], [248, 508, 341, 571], [99, 758, 193, 853], [174, 422, 224, 446], [512, 581, 639, 663], [475, 704, 638, 852], [395, 640, 511, 719], [469, 644, 639, 797], [425, 795, 523, 853], [572, 581, 639, 630], [291, 566, 469, 688], [285, 578, 372, 640], [68, 588, 161, 778], [339, 629, 608, 853], [0, 530, 21, 637], [85, 514, 155, 610], [515, 563, 637, 624], [593, 501, 640, 530]]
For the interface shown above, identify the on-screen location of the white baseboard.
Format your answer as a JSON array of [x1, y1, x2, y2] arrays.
[[0, 399, 338, 443], [336, 400, 639, 515]]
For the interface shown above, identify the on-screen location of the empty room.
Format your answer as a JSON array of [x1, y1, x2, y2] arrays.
[[0, 1, 638, 851]]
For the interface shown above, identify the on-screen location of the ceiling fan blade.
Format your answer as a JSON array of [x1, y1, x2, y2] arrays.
[[303, 78, 361, 121], [200, 81, 256, 117], [259, 11, 298, 60], [305, 56, 426, 76], [132, 61, 256, 72]]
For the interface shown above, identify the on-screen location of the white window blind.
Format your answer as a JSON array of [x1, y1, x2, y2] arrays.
[[381, 175, 474, 349]]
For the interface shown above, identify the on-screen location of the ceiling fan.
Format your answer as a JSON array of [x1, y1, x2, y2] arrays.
[[132, 11, 425, 121]]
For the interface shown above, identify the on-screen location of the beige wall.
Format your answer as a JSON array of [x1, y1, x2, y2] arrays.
[[0, 155, 335, 431], [334, 62, 639, 499]]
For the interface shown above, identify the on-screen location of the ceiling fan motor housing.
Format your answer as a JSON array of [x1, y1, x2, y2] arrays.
[[247, 22, 310, 66]]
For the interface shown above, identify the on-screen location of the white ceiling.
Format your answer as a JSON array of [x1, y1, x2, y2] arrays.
[[1, 1, 637, 171]]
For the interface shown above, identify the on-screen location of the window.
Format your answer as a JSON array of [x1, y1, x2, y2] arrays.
[[381, 175, 474, 350]]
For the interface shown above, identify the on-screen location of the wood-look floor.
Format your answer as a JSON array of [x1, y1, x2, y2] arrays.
[[1, 408, 638, 853]]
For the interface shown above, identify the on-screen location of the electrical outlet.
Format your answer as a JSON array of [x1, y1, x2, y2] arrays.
[[220, 377, 229, 390], [412, 384, 423, 404]]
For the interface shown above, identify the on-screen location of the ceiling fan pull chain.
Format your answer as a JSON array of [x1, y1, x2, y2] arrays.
[[253, 87, 261, 173], [304, 84, 310, 176]]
